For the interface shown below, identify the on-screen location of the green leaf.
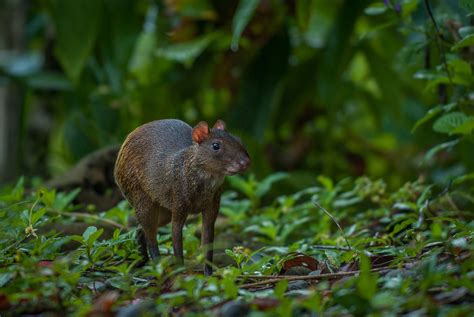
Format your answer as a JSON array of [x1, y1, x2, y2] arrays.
[[87, 228, 104, 246], [82, 226, 98, 243], [452, 34, 474, 51], [231, 0, 260, 50], [357, 254, 377, 300], [107, 276, 131, 291], [364, 2, 387, 16], [274, 280, 288, 298], [53, 188, 81, 211], [317, 175, 334, 192], [255, 172, 288, 198], [433, 112, 467, 134], [51, 0, 102, 82], [31, 207, 46, 225], [459, 26, 474, 38], [450, 117, 474, 135], [222, 275, 238, 298], [129, 31, 157, 78], [453, 172, 474, 185], [172, 0, 217, 20], [460, 0, 474, 13], [227, 175, 254, 199], [423, 139, 460, 163], [411, 105, 443, 133], [26, 72, 72, 91], [156, 32, 218, 67], [0, 272, 14, 288], [12, 177, 25, 201]]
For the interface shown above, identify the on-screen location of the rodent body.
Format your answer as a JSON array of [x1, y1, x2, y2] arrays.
[[114, 119, 250, 275]]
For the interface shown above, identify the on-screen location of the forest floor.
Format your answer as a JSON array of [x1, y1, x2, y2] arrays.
[[0, 173, 473, 316]]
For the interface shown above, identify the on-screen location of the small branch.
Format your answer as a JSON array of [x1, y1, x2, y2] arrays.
[[239, 267, 390, 289], [46, 208, 128, 231], [310, 245, 352, 251], [423, 0, 452, 85], [0, 236, 28, 255], [312, 199, 352, 250]]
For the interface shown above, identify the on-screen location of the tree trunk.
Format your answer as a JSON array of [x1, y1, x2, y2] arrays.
[[0, 0, 26, 184]]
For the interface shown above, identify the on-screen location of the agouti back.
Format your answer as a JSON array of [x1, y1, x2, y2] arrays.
[[114, 119, 250, 275]]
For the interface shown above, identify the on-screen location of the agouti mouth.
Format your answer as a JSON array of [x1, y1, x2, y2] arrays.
[[225, 169, 240, 175]]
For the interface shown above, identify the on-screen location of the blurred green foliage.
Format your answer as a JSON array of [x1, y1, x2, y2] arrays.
[[0, 0, 473, 187]]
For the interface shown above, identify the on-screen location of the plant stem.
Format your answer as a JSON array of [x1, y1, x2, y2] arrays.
[[46, 208, 128, 231], [312, 199, 352, 250], [239, 267, 390, 289]]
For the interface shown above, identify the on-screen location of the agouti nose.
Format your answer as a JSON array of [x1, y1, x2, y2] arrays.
[[239, 157, 251, 170]]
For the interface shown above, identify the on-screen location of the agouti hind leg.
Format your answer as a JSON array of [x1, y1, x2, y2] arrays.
[[136, 228, 149, 261], [134, 196, 161, 261]]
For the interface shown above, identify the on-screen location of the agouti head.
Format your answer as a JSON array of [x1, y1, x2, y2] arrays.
[[191, 120, 251, 175]]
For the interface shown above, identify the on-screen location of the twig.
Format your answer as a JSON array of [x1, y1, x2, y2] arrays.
[[312, 199, 352, 250], [423, 0, 452, 84], [239, 267, 390, 289], [416, 200, 428, 228], [0, 236, 28, 254], [46, 208, 128, 231], [310, 245, 352, 251]]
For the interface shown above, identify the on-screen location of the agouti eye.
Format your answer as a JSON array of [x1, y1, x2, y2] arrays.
[[212, 142, 220, 151]]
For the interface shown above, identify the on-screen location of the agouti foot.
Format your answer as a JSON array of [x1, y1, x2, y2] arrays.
[[204, 264, 213, 276], [148, 246, 160, 260]]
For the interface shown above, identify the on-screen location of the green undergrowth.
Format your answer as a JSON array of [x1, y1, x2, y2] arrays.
[[0, 174, 473, 316]]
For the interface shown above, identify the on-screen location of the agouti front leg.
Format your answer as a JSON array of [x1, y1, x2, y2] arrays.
[[201, 195, 220, 276], [171, 211, 187, 266]]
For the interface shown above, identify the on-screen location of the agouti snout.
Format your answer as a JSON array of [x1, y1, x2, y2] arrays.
[[114, 119, 250, 275]]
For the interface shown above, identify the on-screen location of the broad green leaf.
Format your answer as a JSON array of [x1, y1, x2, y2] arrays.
[[401, 0, 419, 17], [129, 31, 157, 77], [391, 218, 415, 236], [231, 0, 260, 50], [227, 175, 254, 198], [172, 0, 217, 20], [274, 280, 288, 298], [0, 272, 14, 287], [156, 32, 218, 67], [364, 2, 387, 15], [433, 112, 467, 134], [40, 189, 56, 208], [450, 117, 474, 135], [82, 226, 98, 243], [452, 34, 474, 51], [31, 207, 46, 225], [12, 177, 25, 201], [411, 105, 443, 133], [53, 188, 81, 211], [222, 275, 238, 298], [255, 172, 288, 198], [87, 228, 104, 246], [107, 276, 131, 291], [453, 172, 474, 185], [449, 59, 472, 85], [459, 26, 474, 38], [317, 175, 334, 191], [357, 254, 377, 300], [26, 72, 72, 91], [51, 0, 102, 82], [423, 139, 460, 163], [460, 0, 474, 12]]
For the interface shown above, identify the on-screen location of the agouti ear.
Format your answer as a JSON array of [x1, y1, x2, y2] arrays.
[[192, 121, 209, 144], [213, 119, 226, 131]]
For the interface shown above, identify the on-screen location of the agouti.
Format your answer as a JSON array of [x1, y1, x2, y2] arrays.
[[114, 119, 250, 275]]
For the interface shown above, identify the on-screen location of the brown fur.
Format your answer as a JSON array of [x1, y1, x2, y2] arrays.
[[114, 119, 250, 275]]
